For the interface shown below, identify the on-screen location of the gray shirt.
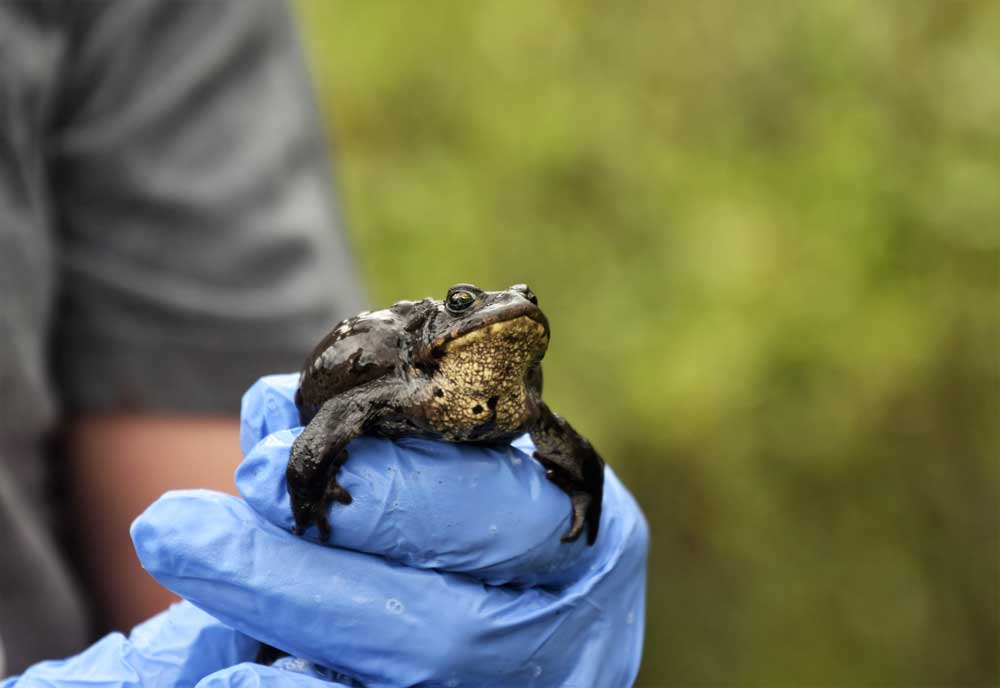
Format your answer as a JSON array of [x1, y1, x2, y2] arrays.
[[0, 0, 362, 674]]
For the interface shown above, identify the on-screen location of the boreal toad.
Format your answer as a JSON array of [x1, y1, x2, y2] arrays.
[[288, 284, 605, 545]]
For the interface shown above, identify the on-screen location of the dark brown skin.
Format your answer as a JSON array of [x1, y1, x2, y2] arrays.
[[287, 283, 605, 545]]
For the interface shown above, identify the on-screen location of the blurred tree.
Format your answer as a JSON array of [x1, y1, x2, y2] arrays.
[[294, 1, 999, 685]]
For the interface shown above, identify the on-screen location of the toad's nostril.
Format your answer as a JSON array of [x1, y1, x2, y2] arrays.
[[510, 283, 538, 305]]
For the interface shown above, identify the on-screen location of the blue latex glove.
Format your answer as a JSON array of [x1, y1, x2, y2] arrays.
[[0, 600, 351, 688], [9, 374, 648, 687]]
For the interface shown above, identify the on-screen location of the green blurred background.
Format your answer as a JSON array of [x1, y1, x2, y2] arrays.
[[293, 2, 998, 685]]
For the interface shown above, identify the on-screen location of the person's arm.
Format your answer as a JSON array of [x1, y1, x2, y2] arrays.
[[50, 0, 363, 633], [65, 416, 242, 631]]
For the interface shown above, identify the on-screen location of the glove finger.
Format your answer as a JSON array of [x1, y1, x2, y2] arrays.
[[5, 601, 257, 688], [196, 662, 355, 688], [237, 430, 597, 586], [240, 374, 300, 456]]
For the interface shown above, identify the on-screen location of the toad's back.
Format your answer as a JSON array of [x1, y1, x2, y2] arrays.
[[296, 309, 409, 423]]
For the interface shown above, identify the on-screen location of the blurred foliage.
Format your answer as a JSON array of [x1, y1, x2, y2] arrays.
[[293, 1, 998, 685]]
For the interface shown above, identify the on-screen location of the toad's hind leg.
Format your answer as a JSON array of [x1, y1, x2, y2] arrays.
[[530, 402, 605, 545], [287, 394, 372, 541]]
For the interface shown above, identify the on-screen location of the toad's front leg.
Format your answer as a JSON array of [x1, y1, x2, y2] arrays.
[[287, 385, 391, 541], [530, 402, 606, 545]]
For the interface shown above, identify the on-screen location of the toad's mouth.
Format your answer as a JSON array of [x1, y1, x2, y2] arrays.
[[427, 301, 550, 359], [442, 314, 548, 354]]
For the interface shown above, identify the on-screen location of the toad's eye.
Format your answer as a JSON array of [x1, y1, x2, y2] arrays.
[[446, 289, 476, 313]]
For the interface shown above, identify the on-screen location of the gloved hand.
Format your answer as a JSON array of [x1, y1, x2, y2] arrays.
[[7, 374, 648, 688]]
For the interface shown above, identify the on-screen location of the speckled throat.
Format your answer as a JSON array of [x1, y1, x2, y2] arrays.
[[425, 315, 548, 440]]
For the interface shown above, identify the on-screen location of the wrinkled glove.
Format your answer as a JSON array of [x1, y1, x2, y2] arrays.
[[7, 374, 648, 688], [0, 601, 350, 688]]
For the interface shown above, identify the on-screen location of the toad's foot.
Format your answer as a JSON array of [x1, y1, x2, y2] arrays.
[[530, 402, 605, 545], [287, 392, 373, 541], [288, 448, 353, 542], [536, 456, 599, 544]]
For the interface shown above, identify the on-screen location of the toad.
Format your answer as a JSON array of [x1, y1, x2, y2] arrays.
[[288, 284, 605, 545]]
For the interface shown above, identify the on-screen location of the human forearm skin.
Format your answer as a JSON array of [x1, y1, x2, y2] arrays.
[[65, 416, 243, 633]]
